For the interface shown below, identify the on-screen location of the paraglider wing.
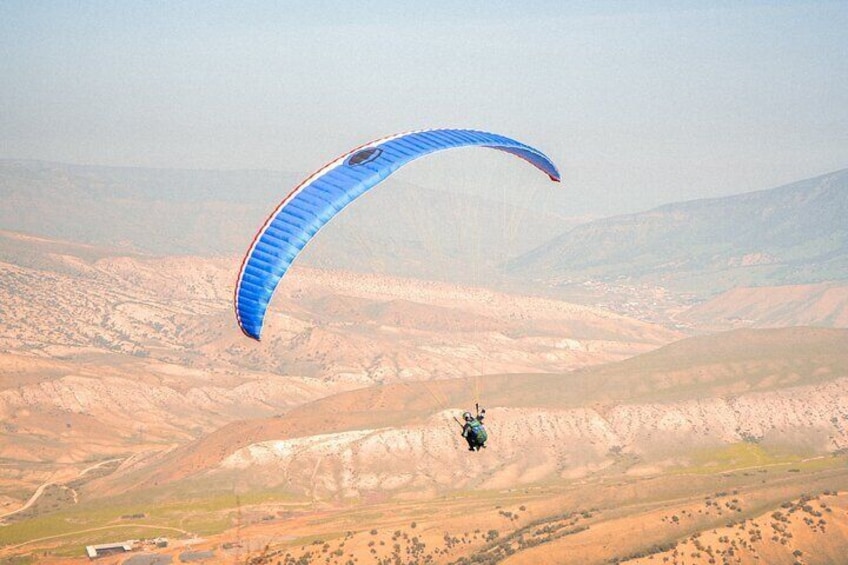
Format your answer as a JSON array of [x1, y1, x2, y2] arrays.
[[234, 128, 561, 340]]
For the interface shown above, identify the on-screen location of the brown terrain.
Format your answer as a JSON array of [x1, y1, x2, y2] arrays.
[[680, 283, 848, 331], [2, 229, 848, 563]]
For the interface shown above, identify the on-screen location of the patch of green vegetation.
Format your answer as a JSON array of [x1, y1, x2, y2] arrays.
[[444, 487, 534, 502], [794, 454, 847, 473], [0, 555, 34, 564], [344, 510, 385, 523], [0, 509, 187, 548], [672, 445, 848, 479], [287, 532, 343, 547], [0, 488, 307, 555], [670, 442, 797, 475]]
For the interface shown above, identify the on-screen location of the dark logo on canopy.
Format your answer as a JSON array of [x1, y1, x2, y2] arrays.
[[347, 147, 383, 166]]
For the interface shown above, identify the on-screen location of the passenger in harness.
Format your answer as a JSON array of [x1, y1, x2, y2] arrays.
[[461, 408, 487, 451]]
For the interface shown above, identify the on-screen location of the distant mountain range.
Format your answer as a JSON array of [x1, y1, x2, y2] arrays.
[[511, 169, 848, 294], [0, 159, 300, 255], [0, 159, 577, 285], [2, 160, 846, 296]]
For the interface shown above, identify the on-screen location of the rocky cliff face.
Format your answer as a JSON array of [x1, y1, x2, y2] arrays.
[[214, 375, 848, 499]]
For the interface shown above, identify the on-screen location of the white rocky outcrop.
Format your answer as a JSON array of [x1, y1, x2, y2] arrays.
[[212, 377, 848, 498]]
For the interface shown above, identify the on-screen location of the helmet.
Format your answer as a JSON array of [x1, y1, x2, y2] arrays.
[[463, 411, 473, 422]]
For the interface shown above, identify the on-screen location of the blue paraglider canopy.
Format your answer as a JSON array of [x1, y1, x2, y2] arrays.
[[234, 128, 561, 340]]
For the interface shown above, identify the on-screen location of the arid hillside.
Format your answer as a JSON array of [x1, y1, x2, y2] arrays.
[[679, 282, 848, 331], [0, 230, 680, 514], [85, 327, 848, 503], [4, 229, 848, 563], [4, 328, 847, 564]]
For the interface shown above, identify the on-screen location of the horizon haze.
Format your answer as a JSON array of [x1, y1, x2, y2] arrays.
[[2, 1, 847, 217]]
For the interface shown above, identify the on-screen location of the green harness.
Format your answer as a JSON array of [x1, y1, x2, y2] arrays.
[[467, 419, 487, 445]]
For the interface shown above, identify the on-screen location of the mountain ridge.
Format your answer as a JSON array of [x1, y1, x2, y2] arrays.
[[0, 159, 579, 287], [510, 168, 848, 294], [4, 159, 846, 298]]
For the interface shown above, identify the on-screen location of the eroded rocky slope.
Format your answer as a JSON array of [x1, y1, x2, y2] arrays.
[[214, 376, 848, 499], [0, 231, 680, 503]]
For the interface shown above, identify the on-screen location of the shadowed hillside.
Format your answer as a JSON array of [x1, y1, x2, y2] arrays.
[[511, 169, 848, 294], [679, 282, 848, 331]]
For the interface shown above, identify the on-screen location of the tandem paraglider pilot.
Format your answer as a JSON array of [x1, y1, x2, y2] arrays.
[[461, 408, 487, 451]]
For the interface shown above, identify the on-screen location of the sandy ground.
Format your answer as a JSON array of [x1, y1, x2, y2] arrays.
[[9, 461, 848, 565]]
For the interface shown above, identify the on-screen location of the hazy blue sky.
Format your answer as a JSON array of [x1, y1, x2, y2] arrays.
[[1, 1, 846, 216]]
